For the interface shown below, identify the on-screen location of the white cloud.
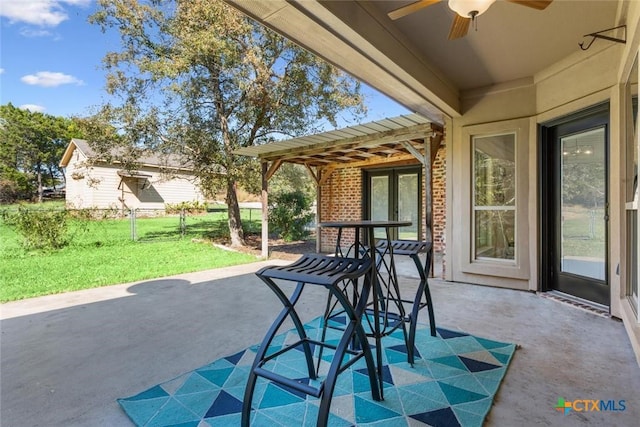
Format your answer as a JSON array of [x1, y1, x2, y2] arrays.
[[21, 71, 84, 87], [0, 0, 91, 27], [20, 27, 54, 38], [0, 68, 4, 74], [19, 104, 46, 113]]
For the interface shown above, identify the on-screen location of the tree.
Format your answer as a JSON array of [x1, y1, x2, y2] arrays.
[[0, 103, 82, 202], [270, 163, 316, 201], [89, 0, 364, 246]]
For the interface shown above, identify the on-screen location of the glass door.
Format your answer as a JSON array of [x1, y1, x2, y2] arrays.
[[541, 106, 609, 306], [366, 167, 421, 240], [370, 174, 390, 239], [397, 171, 419, 239]]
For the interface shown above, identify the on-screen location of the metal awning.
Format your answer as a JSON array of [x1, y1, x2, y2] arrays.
[[117, 170, 152, 190], [117, 171, 153, 179], [235, 114, 441, 167]]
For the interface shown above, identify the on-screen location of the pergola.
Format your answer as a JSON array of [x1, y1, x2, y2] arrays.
[[235, 114, 443, 257]]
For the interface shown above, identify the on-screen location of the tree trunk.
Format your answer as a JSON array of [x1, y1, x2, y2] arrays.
[[226, 177, 245, 247], [37, 164, 43, 203]]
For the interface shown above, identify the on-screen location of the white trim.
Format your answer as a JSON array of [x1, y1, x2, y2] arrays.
[[455, 119, 530, 282]]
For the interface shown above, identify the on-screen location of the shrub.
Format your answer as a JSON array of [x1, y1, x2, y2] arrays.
[[3, 207, 69, 250], [0, 180, 20, 204], [165, 200, 207, 214], [268, 191, 314, 242]]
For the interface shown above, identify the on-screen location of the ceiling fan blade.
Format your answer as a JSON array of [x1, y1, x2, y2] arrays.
[[388, 0, 441, 21], [448, 14, 470, 40], [506, 0, 553, 10]]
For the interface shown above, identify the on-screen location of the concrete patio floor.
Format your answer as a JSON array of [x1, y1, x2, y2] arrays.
[[2, 258, 639, 427]]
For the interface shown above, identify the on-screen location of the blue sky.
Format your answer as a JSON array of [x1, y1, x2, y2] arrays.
[[0, 0, 410, 123]]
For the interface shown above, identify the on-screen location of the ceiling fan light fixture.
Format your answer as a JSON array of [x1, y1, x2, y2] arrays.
[[448, 0, 496, 18]]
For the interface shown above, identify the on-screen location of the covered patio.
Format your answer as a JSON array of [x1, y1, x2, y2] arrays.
[[223, 0, 640, 372], [2, 259, 639, 426]]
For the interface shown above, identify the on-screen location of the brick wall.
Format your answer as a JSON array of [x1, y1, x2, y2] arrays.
[[432, 144, 446, 253], [319, 167, 362, 252]]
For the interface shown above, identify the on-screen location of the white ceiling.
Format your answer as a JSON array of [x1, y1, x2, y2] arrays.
[[225, 1, 626, 121], [347, 0, 621, 90]]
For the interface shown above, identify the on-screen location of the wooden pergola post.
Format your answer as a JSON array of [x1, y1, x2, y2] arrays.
[[424, 136, 433, 246], [261, 161, 269, 258]]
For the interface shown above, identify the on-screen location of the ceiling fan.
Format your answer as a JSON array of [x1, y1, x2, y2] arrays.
[[387, 0, 553, 40]]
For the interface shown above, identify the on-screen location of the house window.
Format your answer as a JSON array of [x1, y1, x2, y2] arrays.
[[473, 133, 516, 261]]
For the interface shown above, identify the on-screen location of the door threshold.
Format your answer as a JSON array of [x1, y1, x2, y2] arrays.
[[540, 291, 610, 318]]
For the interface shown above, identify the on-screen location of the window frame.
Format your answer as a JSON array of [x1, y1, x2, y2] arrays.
[[472, 132, 518, 263], [458, 118, 531, 280]]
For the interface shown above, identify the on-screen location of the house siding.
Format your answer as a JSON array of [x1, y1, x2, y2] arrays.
[[63, 145, 204, 211]]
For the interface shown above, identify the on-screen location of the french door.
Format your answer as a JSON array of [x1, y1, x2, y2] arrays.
[[540, 105, 610, 306], [364, 166, 421, 240]]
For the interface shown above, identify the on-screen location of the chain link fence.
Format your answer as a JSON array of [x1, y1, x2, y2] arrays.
[[1, 206, 262, 247]]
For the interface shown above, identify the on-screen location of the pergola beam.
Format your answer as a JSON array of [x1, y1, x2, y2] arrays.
[[259, 123, 436, 163], [304, 163, 319, 184], [265, 159, 283, 181]]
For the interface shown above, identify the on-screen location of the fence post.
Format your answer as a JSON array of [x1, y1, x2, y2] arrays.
[[130, 208, 137, 241], [180, 209, 186, 238]]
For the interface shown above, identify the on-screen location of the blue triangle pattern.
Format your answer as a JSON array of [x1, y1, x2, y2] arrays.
[[388, 343, 407, 354], [272, 377, 312, 400], [490, 350, 513, 364], [437, 328, 468, 339], [204, 390, 243, 418], [410, 407, 462, 427], [475, 336, 510, 350], [259, 382, 305, 409], [354, 395, 401, 423], [125, 385, 169, 401], [195, 367, 233, 387], [355, 364, 393, 385], [224, 350, 245, 365], [146, 398, 199, 426], [459, 356, 501, 373], [118, 396, 169, 426], [118, 321, 514, 426], [431, 355, 468, 371], [173, 390, 220, 418], [175, 373, 218, 395], [439, 382, 488, 405]]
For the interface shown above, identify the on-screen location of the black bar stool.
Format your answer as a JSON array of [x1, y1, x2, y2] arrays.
[[375, 240, 437, 365], [242, 254, 381, 427]]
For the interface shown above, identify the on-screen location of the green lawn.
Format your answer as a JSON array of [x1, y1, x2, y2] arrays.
[[561, 206, 606, 258], [0, 204, 261, 302]]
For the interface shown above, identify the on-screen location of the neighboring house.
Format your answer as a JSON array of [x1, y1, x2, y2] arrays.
[[59, 139, 205, 211], [228, 1, 640, 364]]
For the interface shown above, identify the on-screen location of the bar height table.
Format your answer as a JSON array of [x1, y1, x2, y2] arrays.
[[319, 220, 411, 398]]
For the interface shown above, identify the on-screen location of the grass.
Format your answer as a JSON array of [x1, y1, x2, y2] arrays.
[[0, 203, 262, 302], [561, 206, 606, 258]]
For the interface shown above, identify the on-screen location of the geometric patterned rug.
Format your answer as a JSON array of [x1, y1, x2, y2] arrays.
[[118, 317, 516, 427]]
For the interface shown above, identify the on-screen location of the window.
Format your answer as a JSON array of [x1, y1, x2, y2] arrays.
[[473, 133, 516, 261], [457, 118, 529, 283]]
